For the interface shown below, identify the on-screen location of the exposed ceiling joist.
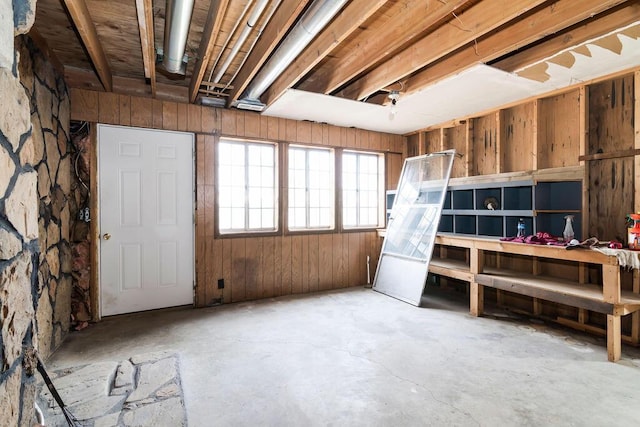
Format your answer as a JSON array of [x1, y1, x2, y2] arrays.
[[227, 0, 311, 105], [339, 0, 549, 101], [299, 0, 471, 95], [403, 0, 629, 97], [62, 0, 113, 92], [494, 2, 640, 72], [135, 0, 156, 96], [261, 0, 387, 107], [189, 0, 230, 103]]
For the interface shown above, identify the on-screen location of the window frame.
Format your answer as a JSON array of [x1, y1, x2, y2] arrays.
[[214, 137, 280, 238], [285, 144, 336, 233], [340, 149, 386, 231]]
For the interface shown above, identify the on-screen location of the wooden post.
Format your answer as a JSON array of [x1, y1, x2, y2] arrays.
[[89, 124, 100, 321], [580, 86, 590, 238], [632, 269, 640, 345], [578, 262, 589, 325], [532, 257, 542, 315], [602, 264, 621, 304], [470, 247, 484, 316], [607, 314, 622, 362]]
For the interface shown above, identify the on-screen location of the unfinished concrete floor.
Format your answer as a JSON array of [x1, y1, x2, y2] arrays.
[[48, 287, 640, 426]]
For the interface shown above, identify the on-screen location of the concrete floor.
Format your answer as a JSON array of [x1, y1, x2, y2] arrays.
[[49, 287, 640, 426]]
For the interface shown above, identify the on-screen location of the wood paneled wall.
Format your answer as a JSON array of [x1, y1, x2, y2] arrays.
[[70, 88, 405, 307]]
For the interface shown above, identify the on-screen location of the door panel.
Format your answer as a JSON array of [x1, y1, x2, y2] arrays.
[[99, 124, 194, 316]]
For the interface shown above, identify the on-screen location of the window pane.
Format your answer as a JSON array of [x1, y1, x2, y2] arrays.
[[343, 207, 356, 226], [262, 209, 274, 228], [342, 151, 383, 229], [219, 208, 231, 230], [287, 146, 334, 230], [218, 140, 277, 233], [231, 208, 245, 228]]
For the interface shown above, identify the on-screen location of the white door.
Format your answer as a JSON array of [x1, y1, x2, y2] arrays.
[[98, 124, 194, 316]]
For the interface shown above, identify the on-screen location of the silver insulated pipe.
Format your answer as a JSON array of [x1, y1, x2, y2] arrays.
[[242, 0, 348, 101], [162, 0, 195, 74]]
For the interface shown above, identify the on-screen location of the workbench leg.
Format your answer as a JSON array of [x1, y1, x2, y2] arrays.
[[607, 314, 621, 362], [470, 282, 483, 316]]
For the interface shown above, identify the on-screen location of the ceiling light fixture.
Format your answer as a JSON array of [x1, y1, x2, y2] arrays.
[[388, 90, 400, 120]]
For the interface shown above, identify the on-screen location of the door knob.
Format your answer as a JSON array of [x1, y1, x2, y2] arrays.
[[103, 233, 111, 240]]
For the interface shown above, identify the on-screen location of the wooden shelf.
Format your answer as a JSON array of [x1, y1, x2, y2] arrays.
[[477, 268, 640, 315], [429, 258, 473, 282]]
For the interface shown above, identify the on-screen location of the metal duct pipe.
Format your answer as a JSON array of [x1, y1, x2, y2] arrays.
[[162, 0, 196, 74], [212, 0, 270, 84], [242, 0, 348, 102]]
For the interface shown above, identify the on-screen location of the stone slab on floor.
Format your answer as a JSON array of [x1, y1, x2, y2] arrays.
[[38, 351, 186, 426]]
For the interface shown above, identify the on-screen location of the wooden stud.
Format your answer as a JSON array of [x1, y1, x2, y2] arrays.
[[134, 0, 156, 96], [189, 0, 230, 103], [62, 0, 113, 91], [89, 124, 100, 321], [341, 0, 547, 100], [302, 0, 468, 95]]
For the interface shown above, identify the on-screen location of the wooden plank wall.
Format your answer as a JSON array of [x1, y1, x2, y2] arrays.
[[537, 89, 581, 169], [587, 75, 635, 243], [501, 102, 535, 173], [70, 88, 405, 307], [443, 123, 469, 178], [471, 113, 499, 175]]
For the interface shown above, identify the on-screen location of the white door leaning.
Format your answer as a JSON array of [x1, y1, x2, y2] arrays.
[[98, 124, 194, 316]]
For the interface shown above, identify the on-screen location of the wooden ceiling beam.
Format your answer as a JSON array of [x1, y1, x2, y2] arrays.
[[494, 2, 640, 72], [62, 0, 113, 92], [338, 0, 549, 101], [135, 0, 156, 97], [404, 0, 629, 96], [227, 0, 311, 105], [65, 66, 188, 102], [299, 0, 471, 95], [261, 0, 387, 107], [189, 0, 230, 103]]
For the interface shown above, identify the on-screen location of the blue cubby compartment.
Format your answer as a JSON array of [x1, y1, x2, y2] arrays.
[[535, 181, 581, 210], [438, 215, 453, 233], [504, 186, 533, 210], [536, 213, 582, 240], [505, 216, 534, 237], [478, 216, 503, 237], [452, 189, 473, 209], [475, 188, 501, 210], [442, 191, 452, 210], [454, 215, 476, 234], [386, 190, 396, 211]]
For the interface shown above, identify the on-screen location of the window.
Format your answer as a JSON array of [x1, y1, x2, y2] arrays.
[[342, 151, 384, 228], [217, 139, 277, 234], [288, 145, 334, 230]]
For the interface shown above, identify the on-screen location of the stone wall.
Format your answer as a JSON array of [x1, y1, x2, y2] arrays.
[[17, 34, 72, 358], [1, 0, 70, 424]]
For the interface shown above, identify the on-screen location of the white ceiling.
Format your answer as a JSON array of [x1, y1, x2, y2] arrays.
[[263, 22, 640, 135]]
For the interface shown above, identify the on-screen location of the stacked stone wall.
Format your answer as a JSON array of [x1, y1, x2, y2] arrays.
[[1, 0, 70, 423], [17, 34, 71, 358]]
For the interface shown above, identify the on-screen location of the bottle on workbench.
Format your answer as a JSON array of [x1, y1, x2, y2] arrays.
[[517, 218, 526, 238]]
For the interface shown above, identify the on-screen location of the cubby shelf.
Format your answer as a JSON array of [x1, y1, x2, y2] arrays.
[[437, 174, 581, 239], [386, 169, 583, 240]]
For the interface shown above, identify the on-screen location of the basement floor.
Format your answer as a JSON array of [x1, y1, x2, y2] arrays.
[[45, 286, 640, 426]]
